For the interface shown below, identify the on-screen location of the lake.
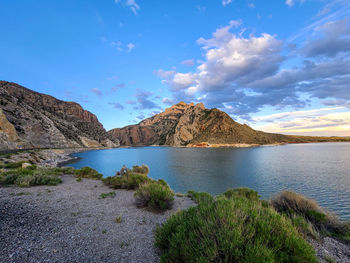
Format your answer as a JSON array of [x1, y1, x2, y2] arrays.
[[67, 142, 350, 220]]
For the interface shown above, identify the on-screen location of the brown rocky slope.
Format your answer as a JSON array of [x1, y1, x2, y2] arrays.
[[0, 81, 119, 150], [109, 102, 350, 147]]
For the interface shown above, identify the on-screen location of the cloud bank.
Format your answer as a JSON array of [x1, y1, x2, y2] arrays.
[[156, 18, 350, 123]]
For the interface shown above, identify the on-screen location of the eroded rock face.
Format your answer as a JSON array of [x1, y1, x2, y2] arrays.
[[0, 81, 119, 149], [108, 102, 294, 147], [0, 108, 25, 150]]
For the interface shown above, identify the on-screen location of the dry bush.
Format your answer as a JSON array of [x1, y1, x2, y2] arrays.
[[270, 191, 350, 242], [270, 191, 325, 217]]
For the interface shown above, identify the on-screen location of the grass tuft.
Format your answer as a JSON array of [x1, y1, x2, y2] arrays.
[[74, 167, 102, 180], [131, 165, 149, 175], [187, 190, 214, 204], [103, 172, 151, 190], [223, 187, 260, 201], [270, 191, 350, 242], [134, 180, 174, 211], [99, 191, 116, 199]]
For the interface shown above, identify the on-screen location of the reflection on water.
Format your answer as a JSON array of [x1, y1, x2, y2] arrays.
[[68, 143, 350, 219]]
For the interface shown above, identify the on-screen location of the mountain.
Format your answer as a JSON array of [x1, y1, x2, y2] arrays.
[[0, 81, 119, 150], [108, 102, 350, 147]]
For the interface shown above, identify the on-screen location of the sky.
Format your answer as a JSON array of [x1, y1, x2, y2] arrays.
[[0, 0, 350, 136]]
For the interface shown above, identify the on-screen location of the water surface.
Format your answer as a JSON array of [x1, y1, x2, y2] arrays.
[[68, 143, 350, 219]]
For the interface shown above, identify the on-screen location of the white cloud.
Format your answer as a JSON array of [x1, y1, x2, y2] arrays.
[[181, 59, 195, 66], [248, 3, 255, 8], [127, 43, 135, 52], [195, 5, 206, 12], [222, 0, 233, 6], [126, 0, 140, 15], [285, 0, 294, 7], [288, 1, 350, 42], [172, 73, 197, 89], [115, 0, 140, 15], [156, 17, 350, 128], [108, 41, 135, 52], [156, 20, 284, 112]]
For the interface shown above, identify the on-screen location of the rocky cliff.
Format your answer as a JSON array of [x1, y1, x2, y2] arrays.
[[0, 81, 119, 150], [108, 102, 298, 147]]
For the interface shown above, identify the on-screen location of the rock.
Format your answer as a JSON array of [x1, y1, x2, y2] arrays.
[[21, 163, 32, 168], [0, 81, 119, 149], [0, 108, 24, 150]]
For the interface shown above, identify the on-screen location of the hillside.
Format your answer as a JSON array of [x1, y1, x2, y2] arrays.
[[109, 102, 350, 147], [0, 81, 119, 150]]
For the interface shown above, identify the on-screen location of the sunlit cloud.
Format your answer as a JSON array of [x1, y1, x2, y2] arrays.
[[252, 108, 350, 136]]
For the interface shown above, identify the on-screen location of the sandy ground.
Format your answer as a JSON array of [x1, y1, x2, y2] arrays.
[[0, 175, 194, 263]]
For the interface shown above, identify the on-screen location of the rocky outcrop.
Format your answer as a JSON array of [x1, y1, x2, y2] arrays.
[[0, 108, 25, 150], [0, 81, 119, 149], [109, 102, 297, 147]]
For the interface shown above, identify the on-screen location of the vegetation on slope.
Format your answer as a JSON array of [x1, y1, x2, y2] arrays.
[[155, 188, 318, 263], [0, 165, 73, 187]]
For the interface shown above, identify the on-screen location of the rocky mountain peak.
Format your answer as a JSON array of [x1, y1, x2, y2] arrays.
[[108, 101, 296, 147]]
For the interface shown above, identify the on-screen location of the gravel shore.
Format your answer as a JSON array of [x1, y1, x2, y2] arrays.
[[0, 175, 195, 263]]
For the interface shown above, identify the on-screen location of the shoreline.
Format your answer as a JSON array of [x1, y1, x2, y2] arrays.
[[2, 141, 349, 168]]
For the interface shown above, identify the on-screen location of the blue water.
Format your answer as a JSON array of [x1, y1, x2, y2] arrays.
[[68, 143, 350, 220]]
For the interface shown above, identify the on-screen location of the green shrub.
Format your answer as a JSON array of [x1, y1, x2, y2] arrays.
[[0, 172, 19, 185], [60, 167, 75, 174], [290, 214, 319, 239], [187, 190, 214, 204], [134, 180, 174, 210], [131, 165, 149, 175], [100, 191, 116, 199], [3, 161, 26, 169], [103, 172, 151, 189], [15, 173, 61, 187], [224, 187, 260, 201], [155, 194, 317, 263], [74, 167, 102, 180], [26, 164, 37, 170], [0, 167, 62, 187]]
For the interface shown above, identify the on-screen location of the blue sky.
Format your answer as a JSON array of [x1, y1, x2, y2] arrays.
[[1, 0, 350, 136]]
